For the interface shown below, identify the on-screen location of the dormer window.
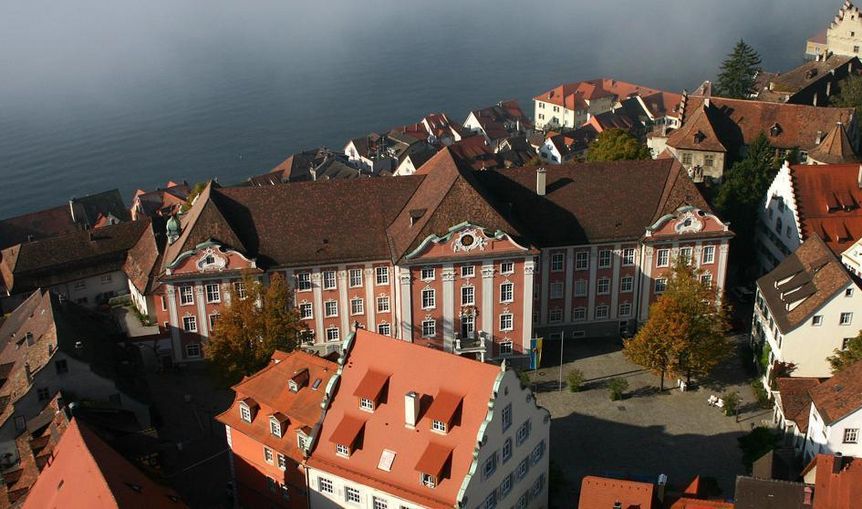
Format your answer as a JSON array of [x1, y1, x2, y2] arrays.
[[239, 399, 258, 423], [336, 444, 351, 457], [770, 123, 782, 137], [360, 398, 375, 411], [353, 370, 389, 412], [329, 415, 365, 459], [290, 368, 309, 392], [426, 390, 463, 433], [415, 442, 452, 489], [288, 380, 299, 392], [270, 416, 283, 437], [421, 473, 437, 488], [432, 420, 447, 433], [240, 404, 250, 422]]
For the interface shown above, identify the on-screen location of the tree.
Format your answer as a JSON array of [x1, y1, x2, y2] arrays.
[[832, 73, 862, 117], [180, 182, 207, 213], [715, 40, 762, 99], [586, 128, 652, 162], [828, 331, 862, 373], [713, 133, 780, 269], [207, 273, 306, 384], [624, 259, 731, 390]]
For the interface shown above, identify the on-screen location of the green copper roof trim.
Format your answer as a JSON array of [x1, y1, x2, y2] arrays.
[[647, 205, 702, 231], [166, 239, 224, 269], [405, 222, 527, 260]]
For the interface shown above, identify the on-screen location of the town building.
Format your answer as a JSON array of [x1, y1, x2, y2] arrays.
[[463, 100, 533, 145], [0, 289, 150, 465], [124, 150, 730, 365], [537, 127, 598, 164], [734, 475, 813, 509], [757, 162, 862, 273], [532, 78, 681, 132], [752, 236, 862, 381], [803, 361, 862, 462], [806, 1, 862, 59], [773, 377, 824, 453], [343, 132, 430, 175], [650, 95, 857, 183], [305, 329, 550, 509], [801, 453, 862, 508], [130, 181, 191, 221], [215, 350, 338, 508], [577, 476, 656, 508], [21, 418, 185, 509], [753, 54, 860, 106], [807, 123, 860, 165], [249, 149, 361, 185], [394, 147, 439, 176]]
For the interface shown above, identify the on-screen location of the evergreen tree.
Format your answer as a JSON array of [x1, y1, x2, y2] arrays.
[[715, 40, 762, 99], [586, 128, 652, 162], [828, 331, 862, 373]]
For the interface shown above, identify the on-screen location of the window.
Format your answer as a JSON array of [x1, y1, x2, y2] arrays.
[[234, 281, 247, 299], [702, 245, 715, 264], [812, 315, 823, 326], [704, 154, 714, 167], [681, 152, 692, 165], [502, 437, 513, 463], [74, 280, 87, 291], [530, 474, 545, 498], [323, 271, 337, 290], [205, 283, 220, 303], [209, 313, 220, 330], [377, 323, 391, 336], [266, 477, 276, 493], [700, 273, 713, 287], [502, 403, 512, 431], [300, 303, 313, 320], [500, 314, 514, 331], [377, 296, 390, 313], [516, 494, 528, 509], [620, 275, 633, 293], [240, 404, 252, 422], [281, 483, 290, 500], [843, 337, 854, 350], [500, 473, 513, 498], [186, 343, 201, 358], [461, 265, 475, 278], [531, 440, 545, 464], [421, 267, 435, 280], [326, 327, 340, 342], [182, 315, 198, 332], [516, 458, 529, 481], [597, 278, 610, 295], [516, 419, 531, 446], [462, 286, 475, 306], [349, 269, 363, 287], [37, 388, 50, 401], [160, 296, 167, 311], [655, 278, 668, 293], [595, 305, 609, 320], [573, 307, 587, 321], [101, 273, 112, 284], [499, 341, 513, 355], [297, 272, 312, 291], [325, 301, 338, 317], [421, 288, 436, 309], [501, 261, 514, 274], [277, 453, 287, 469], [432, 419, 447, 432], [575, 279, 587, 297], [549, 308, 563, 323], [360, 398, 374, 411], [351, 298, 364, 315], [679, 247, 693, 264], [319, 478, 334, 494], [844, 428, 858, 444], [501, 282, 514, 302], [550, 282, 564, 299], [846, 288, 855, 297], [656, 249, 670, 267], [373, 497, 388, 509], [855, 45, 860, 53], [179, 286, 194, 305], [336, 444, 351, 457], [482, 491, 497, 509], [264, 447, 274, 464], [598, 249, 611, 268], [776, 217, 783, 233], [575, 251, 589, 270], [483, 453, 498, 478], [270, 416, 282, 437], [55, 359, 68, 375], [840, 312, 853, 325], [619, 302, 632, 317], [421, 473, 436, 488], [550, 253, 564, 272], [376, 267, 389, 285], [345, 486, 361, 503], [422, 319, 436, 337], [622, 248, 635, 266]]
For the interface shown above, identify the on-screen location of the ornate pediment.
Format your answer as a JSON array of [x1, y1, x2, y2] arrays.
[[165, 240, 257, 275], [405, 222, 528, 261], [646, 206, 730, 238]]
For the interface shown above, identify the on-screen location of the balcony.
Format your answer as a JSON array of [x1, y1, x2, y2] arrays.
[[454, 331, 488, 361]]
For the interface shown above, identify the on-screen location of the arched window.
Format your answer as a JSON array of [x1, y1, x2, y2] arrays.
[[776, 217, 783, 233]]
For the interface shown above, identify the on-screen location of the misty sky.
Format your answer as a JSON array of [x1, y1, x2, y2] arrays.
[[0, 0, 835, 216]]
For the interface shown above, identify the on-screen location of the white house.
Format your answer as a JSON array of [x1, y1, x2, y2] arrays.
[[803, 360, 862, 464], [752, 235, 862, 381]]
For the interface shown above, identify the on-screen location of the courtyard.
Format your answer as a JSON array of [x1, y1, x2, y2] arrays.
[[530, 334, 770, 507]]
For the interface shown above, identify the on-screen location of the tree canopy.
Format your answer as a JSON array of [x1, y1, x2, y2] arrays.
[[624, 259, 731, 390], [715, 39, 762, 99], [207, 273, 307, 384], [828, 330, 862, 374], [832, 73, 862, 116], [586, 128, 652, 162]]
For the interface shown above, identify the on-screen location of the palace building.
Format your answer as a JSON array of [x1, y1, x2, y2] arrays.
[[124, 149, 731, 367]]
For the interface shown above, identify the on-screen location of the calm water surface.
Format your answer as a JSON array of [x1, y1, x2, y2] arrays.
[[0, 0, 834, 218]]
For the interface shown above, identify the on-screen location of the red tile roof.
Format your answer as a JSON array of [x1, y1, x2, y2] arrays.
[[808, 123, 860, 164], [578, 475, 655, 509], [535, 78, 680, 118], [808, 360, 862, 425], [22, 419, 185, 509], [352, 370, 389, 401], [807, 454, 862, 509], [307, 329, 502, 508], [788, 163, 862, 255], [413, 442, 453, 479], [776, 378, 823, 433]]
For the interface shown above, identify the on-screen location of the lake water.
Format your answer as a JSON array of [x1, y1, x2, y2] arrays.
[[0, 0, 834, 218]]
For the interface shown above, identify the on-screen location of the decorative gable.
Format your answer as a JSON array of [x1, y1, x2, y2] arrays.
[[405, 222, 529, 261], [646, 206, 731, 239], [165, 241, 257, 276]]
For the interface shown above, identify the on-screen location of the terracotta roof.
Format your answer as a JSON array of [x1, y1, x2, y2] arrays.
[[809, 360, 862, 425], [307, 329, 502, 508], [424, 390, 463, 424], [756, 55, 858, 103], [756, 236, 851, 334], [788, 163, 862, 255], [534, 78, 679, 118], [329, 415, 366, 447], [547, 126, 598, 158], [807, 453, 862, 509], [215, 350, 337, 463], [131, 182, 190, 219], [808, 123, 860, 164], [352, 370, 390, 401], [21, 419, 186, 509], [413, 442, 453, 479], [666, 105, 727, 152], [577, 475, 655, 509], [122, 221, 164, 295], [466, 100, 532, 141], [776, 377, 823, 433]]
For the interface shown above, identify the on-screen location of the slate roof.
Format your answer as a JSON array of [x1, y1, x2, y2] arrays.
[[756, 236, 850, 334], [131, 182, 190, 220], [734, 476, 810, 509], [809, 360, 862, 425], [756, 55, 858, 103], [466, 100, 532, 141], [789, 163, 862, 255], [807, 122, 860, 164]]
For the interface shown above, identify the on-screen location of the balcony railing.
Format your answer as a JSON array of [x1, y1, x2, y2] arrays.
[[454, 331, 487, 354]]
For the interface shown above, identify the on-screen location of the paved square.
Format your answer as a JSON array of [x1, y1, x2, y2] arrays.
[[530, 335, 770, 507]]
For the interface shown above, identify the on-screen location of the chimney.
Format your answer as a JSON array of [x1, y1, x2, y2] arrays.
[[833, 452, 845, 474], [404, 391, 420, 428], [816, 130, 824, 144], [24, 362, 32, 385], [536, 167, 547, 196], [657, 473, 668, 503]]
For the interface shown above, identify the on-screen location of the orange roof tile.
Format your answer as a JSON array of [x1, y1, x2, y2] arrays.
[[577, 475, 655, 509], [789, 163, 862, 255], [808, 453, 862, 509], [414, 442, 453, 479], [328, 415, 366, 447], [809, 360, 862, 425], [425, 391, 463, 424], [776, 377, 822, 433], [353, 370, 390, 401]]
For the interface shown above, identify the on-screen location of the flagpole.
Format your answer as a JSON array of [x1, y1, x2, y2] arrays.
[[558, 331, 565, 392]]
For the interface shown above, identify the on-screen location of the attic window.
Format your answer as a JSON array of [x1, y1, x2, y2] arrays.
[[693, 131, 705, 144], [239, 399, 258, 423], [409, 209, 426, 226], [770, 123, 782, 137], [289, 368, 309, 392], [311, 378, 323, 390]]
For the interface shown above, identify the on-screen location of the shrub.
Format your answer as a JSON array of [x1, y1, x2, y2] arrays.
[[567, 369, 585, 392], [723, 391, 740, 417], [517, 370, 531, 388], [751, 379, 771, 408], [608, 378, 629, 400], [738, 427, 781, 472]]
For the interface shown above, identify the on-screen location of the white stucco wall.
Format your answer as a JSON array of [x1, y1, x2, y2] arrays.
[[52, 269, 129, 308], [756, 162, 802, 272], [804, 404, 862, 462]]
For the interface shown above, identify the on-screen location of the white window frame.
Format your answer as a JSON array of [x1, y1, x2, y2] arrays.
[[324, 300, 338, 317], [360, 398, 374, 411], [840, 312, 854, 326], [240, 404, 252, 423], [336, 444, 351, 457], [319, 477, 334, 494], [550, 253, 564, 272], [549, 308, 563, 323], [299, 303, 313, 320], [179, 285, 194, 305], [326, 327, 340, 342], [350, 298, 364, 316], [205, 283, 220, 303], [499, 341, 513, 355], [462, 286, 475, 306], [421, 267, 435, 281], [573, 307, 586, 321], [500, 261, 515, 274], [432, 419, 447, 432], [500, 313, 514, 331], [844, 428, 859, 444], [679, 247, 693, 264], [657, 249, 670, 267], [377, 296, 390, 313], [461, 265, 475, 278], [620, 275, 633, 293], [622, 248, 635, 266], [702, 245, 715, 264], [422, 319, 437, 337], [596, 278, 610, 295], [500, 282, 514, 303], [345, 486, 360, 503], [421, 288, 436, 309], [297, 272, 312, 291], [375, 267, 389, 285], [182, 315, 198, 332], [595, 305, 609, 320], [655, 278, 668, 293], [270, 416, 282, 437], [349, 269, 363, 288], [574, 279, 587, 297], [812, 315, 823, 326], [264, 447, 274, 464], [575, 251, 589, 271], [323, 270, 337, 290], [598, 249, 611, 268], [619, 302, 632, 317], [377, 322, 391, 336], [549, 281, 564, 299]]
